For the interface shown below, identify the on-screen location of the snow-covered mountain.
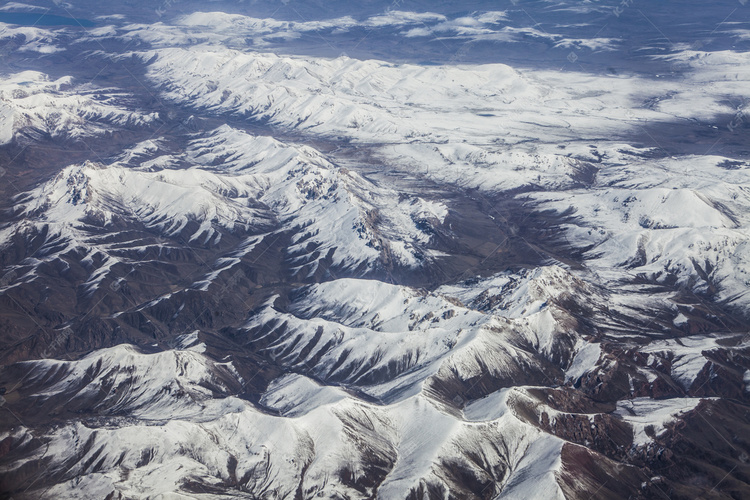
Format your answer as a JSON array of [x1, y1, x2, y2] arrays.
[[0, 71, 158, 145], [1, 2, 749, 499]]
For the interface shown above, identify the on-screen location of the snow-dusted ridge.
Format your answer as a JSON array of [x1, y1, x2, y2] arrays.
[[1, 124, 449, 297], [2, 6, 750, 499], [242, 267, 610, 404], [532, 153, 750, 310], [4, 334, 711, 499], [0, 71, 158, 145]]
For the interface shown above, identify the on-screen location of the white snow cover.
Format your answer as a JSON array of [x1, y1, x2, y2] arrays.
[[134, 42, 746, 181], [0, 71, 158, 145], [566, 341, 602, 382], [0, 269, 726, 498], [246, 270, 594, 405], [23, 344, 244, 420], [641, 335, 728, 390], [3, 347, 577, 500], [106, 10, 567, 50], [1, 124, 448, 293], [533, 153, 750, 309], [0, 2, 48, 11], [137, 44, 654, 149], [614, 397, 705, 446], [246, 278, 488, 399], [0, 23, 62, 54], [2, 12, 749, 500]]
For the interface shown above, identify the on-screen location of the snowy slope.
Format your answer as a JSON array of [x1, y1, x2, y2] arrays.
[[244, 270, 606, 404], [0, 124, 448, 300], [1, 6, 750, 500], [0, 341, 654, 500], [532, 153, 750, 310], [0, 71, 158, 145]]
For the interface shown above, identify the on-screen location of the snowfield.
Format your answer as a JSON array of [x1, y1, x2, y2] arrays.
[[1, 3, 749, 499]]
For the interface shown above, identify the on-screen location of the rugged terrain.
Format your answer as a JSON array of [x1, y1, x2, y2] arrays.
[[0, 1, 750, 499]]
